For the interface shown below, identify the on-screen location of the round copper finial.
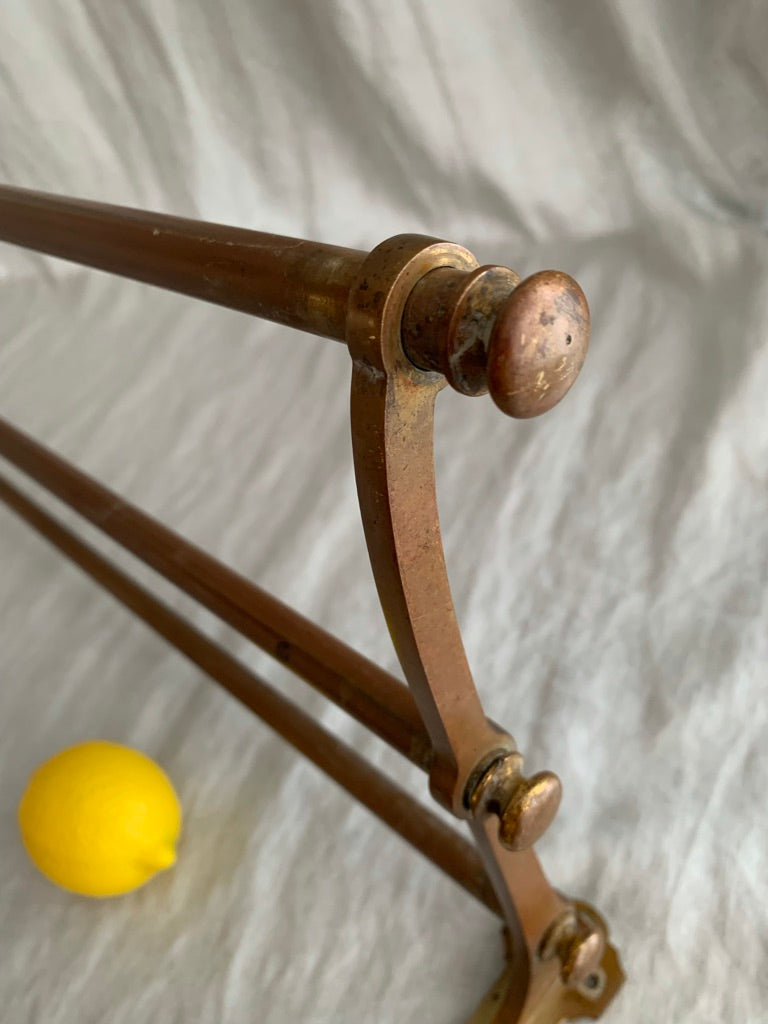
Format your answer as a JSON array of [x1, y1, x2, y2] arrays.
[[496, 770, 563, 851], [468, 752, 562, 852], [539, 906, 607, 989], [486, 270, 589, 418]]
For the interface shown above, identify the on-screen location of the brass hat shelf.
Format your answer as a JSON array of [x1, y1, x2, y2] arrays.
[[0, 185, 624, 1023]]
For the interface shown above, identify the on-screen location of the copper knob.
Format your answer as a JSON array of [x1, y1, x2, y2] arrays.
[[487, 270, 589, 418], [468, 751, 562, 852], [402, 265, 589, 418], [496, 769, 563, 851], [539, 906, 607, 989]]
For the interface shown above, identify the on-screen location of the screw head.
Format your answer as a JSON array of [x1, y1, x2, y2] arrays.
[[561, 928, 606, 987]]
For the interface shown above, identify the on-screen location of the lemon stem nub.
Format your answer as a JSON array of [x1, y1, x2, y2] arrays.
[[143, 845, 177, 871]]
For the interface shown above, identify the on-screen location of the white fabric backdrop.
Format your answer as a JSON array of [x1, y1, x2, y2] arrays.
[[1, 2, 766, 1022]]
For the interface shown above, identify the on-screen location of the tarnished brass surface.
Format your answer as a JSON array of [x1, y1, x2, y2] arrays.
[[0, 184, 366, 340], [401, 264, 521, 395]]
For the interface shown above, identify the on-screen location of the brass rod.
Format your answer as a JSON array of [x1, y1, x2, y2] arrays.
[[0, 185, 365, 340], [0, 417, 432, 769], [0, 473, 500, 917], [0, 186, 591, 421]]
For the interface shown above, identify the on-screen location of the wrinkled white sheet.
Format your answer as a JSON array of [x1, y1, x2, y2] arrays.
[[1, 3, 767, 1022]]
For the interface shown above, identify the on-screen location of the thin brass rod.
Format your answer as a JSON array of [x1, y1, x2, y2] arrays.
[[0, 185, 365, 340], [0, 472, 501, 917], [0, 417, 432, 769], [0, 186, 591, 422]]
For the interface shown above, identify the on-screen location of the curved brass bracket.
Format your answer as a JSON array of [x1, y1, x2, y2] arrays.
[[347, 235, 511, 814], [0, 185, 621, 1022], [346, 236, 624, 1022]]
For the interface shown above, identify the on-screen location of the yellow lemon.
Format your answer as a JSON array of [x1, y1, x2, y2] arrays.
[[18, 740, 181, 897]]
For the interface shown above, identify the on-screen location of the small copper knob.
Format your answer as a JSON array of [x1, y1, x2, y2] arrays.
[[487, 270, 589, 418], [468, 751, 562, 852], [561, 929, 606, 987], [539, 906, 607, 988], [497, 769, 563, 851], [402, 265, 589, 418]]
